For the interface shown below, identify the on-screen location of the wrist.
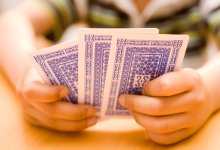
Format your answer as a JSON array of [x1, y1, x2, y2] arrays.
[[15, 65, 32, 93], [197, 66, 220, 113]]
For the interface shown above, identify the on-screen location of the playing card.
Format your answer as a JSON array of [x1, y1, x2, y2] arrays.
[[78, 28, 159, 112], [101, 34, 189, 118], [29, 40, 78, 103]]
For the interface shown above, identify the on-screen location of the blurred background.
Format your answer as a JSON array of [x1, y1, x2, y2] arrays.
[[0, 0, 217, 69], [0, 0, 22, 12]]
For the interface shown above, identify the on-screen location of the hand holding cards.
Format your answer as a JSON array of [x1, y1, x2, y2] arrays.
[[29, 28, 189, 119]]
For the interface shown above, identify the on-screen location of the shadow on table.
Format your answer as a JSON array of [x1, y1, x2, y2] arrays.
[[21, 120, 177, 150]]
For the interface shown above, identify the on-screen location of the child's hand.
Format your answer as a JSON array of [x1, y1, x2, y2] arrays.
[[16, 68, 97, 131], [119, 68, 219, 145]]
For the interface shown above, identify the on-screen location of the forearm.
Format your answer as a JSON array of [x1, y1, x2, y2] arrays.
[[198, 53, 220, 112], [0, 1, 54, 89], [0, 10, 37, 88]]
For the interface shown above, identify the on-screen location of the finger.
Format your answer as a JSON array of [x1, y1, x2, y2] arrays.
[[119, 93, 202, 116], [143, 68, 200, 96], [147, 128, 195, 145], [22, 111, 42, 127], [25, 105, 97, 131], [132, 111, 192, 134], [31, 102, 96, 120], [21, 101, 46, 127], [21, 81, 69, 102]]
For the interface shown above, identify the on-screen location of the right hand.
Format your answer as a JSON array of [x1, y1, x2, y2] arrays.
[[16, 67, 97, 131]]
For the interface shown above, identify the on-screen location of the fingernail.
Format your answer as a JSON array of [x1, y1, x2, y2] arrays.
[[87, 107, 96, 117], [60, 88, 69, 98], [87, 117, 97, 126], [118, 95, 125, 106]]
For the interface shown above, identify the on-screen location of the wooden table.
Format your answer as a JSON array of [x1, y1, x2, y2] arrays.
[[1, 71, 220, 150]]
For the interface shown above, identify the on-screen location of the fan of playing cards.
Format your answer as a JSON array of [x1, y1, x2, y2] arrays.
[[29, 28, 189, 118]]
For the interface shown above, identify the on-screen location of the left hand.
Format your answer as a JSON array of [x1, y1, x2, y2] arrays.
[[16, 67, 97, 132], [119, 68, 218, 145]]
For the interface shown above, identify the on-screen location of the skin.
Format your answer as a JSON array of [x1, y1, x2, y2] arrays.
[[119, 62, 220, 144], [0, 1, 97, 132], [1, 0, 220, 144]]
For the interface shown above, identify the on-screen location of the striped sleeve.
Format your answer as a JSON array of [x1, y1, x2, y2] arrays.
[[206, 7, 220, 44], [200, 0, 220, 45], [38, 0, 80, 41]]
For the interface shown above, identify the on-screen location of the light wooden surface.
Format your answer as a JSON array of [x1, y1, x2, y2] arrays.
[[1, 71, 220, 150]]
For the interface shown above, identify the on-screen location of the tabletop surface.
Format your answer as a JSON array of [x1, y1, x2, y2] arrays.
[[1, 68, 220, 150]]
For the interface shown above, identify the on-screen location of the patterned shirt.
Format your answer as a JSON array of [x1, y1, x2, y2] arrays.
[[37, 0, 220, 51]]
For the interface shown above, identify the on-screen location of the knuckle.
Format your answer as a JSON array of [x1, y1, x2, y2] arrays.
[[158, 79, 170, 92], [18, 84, 34, 101], [150, 100, 164, 115], [44, 104, 57, 117], [152, 121, 169, 134], [22, 112, 40, 126], [125, 97, 135, 109], [193, 92, 206, 106], [46, 117, 57, 129]]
